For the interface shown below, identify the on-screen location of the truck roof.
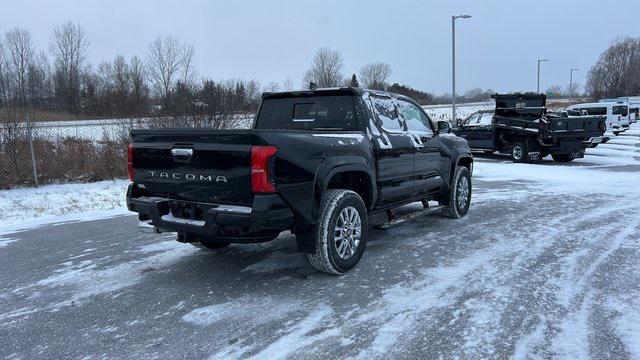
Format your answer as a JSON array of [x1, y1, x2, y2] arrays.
[[261, 87, 417, 104], [491, 93, 546, 101]]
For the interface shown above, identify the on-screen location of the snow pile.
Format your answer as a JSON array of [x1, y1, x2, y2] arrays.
[[0, 180, 130, 232]]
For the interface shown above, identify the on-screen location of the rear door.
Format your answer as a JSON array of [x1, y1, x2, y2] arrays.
[[397, 99, 443, 196], [368, 94, 415, 204]]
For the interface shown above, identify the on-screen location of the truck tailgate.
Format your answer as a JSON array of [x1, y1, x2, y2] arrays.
[[130, 129, 254, 206], [546, 116, 605, 133]]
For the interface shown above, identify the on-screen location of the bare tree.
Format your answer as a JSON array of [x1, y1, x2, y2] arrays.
[[28, 51, 52, 106], [180, 44, 196, 86], [545, 85, 563, 98], [303, 47, 344, 87], [282, 77, 294, 91], [5, 28, 34, 105], [359, 62, 392, 90], [129, 55, 147, 114], [566, 82, 581, 98], [112, 55, 130, 96], [0, 39, 9, 106], [245, 79, 261, 105], [586, 37, 640, 98], [50, 22, 90, 112], [264, 81, 280, 93], [147, 36, 190, 102]]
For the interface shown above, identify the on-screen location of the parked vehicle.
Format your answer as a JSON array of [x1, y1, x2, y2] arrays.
[[126, 88, 473, 274], [566, 102, 630, 135], [453, 93, 607, 163], [598, 97, 640, 124]]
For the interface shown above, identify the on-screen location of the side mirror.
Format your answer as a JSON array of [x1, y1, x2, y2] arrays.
[[456, 118, 463, 127], [438, 121, 452, 134]]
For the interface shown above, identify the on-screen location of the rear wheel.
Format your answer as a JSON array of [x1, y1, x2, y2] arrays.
[[305, 190, 368, 275], [511, 142, 527, 163], [442, 166, 472, 219], [551, 154, 574, 163]]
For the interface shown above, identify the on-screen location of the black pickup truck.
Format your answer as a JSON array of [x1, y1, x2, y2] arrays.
[[453, 93, 607, 162], [126, 88, 473, 274]]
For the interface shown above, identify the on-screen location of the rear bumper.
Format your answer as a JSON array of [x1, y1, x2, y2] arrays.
[[127, 184, 294, 242], [585, 136, 607, 148]]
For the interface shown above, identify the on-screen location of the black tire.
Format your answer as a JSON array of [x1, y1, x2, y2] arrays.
[[305, 189, 369, 275], [511, 142, 527, 163], [613, 131, 620, 136], [442, 166, 472, 219], [191, 241, 230, 250], [551, 154, 574, 163]]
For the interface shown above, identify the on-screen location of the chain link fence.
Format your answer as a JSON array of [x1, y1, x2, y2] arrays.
[[0, 110, 254, 189]]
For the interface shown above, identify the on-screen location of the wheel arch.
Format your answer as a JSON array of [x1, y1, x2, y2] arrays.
[[313, 157, 376, 218], [450, 154, 474, 185]]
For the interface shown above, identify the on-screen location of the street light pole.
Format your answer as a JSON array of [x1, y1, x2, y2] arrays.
[[537, 59, 549, 93], [569, 68, 580, 99], [452, 14, 471, 122]]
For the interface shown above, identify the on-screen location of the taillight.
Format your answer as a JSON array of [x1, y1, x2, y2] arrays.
[[251, 145, 278, 193], [127, 143, 135, 182]]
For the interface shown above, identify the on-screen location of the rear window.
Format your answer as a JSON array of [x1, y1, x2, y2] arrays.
[[613, 105, 628, 116], [581, 107, 607, 115], [256, 95, 358, 130]]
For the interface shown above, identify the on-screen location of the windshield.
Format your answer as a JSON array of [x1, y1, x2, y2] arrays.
[[255, 95, 358, 130], [612, 105, 628, 116]]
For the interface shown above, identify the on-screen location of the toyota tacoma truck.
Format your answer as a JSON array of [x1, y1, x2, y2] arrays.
[[126, 88, 473, 274], [453, 93, 607, 162]]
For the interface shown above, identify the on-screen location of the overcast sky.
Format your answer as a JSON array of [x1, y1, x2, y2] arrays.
[[3, 0, 637, 95]]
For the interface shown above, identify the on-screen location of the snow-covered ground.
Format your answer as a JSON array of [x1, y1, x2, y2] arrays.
[[0, 124, 639, 359], [0, 180, 129, 234], [423, 101, 494, 122]]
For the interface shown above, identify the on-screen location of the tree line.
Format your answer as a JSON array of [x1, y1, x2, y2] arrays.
[[3, 21, 632, 121]]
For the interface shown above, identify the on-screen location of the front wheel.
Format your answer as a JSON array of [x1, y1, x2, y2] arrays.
[[442, 166, 472, 219], [305, 190, 369, 275]]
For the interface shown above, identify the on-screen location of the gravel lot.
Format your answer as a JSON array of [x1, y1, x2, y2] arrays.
[[1, 126, 639, 359]]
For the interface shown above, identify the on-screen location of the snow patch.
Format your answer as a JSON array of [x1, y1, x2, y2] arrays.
[[16, 240, 194, 308], [0, 180, 131, 235], [182, 296, 302, 327]]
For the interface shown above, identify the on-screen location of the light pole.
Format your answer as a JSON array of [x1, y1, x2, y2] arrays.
[[569, 68, 580, 99], [536, 59, 550, 93], [452, 14, 471, 122]]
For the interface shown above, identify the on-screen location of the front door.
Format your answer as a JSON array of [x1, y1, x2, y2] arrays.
[[455, 112, 495, 149], [368, 95, 415, 205], [471, 112, 496, 149], [397, 99, 443, 196]]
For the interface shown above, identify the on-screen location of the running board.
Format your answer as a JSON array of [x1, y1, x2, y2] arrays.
[[373, 205, 445, 230]]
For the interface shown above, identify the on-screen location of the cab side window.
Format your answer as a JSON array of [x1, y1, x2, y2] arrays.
[[371, 95, 404, 133], [398, 99, 434, 135], [478, 112, 494, 125], [464, 113, 480, 126]]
